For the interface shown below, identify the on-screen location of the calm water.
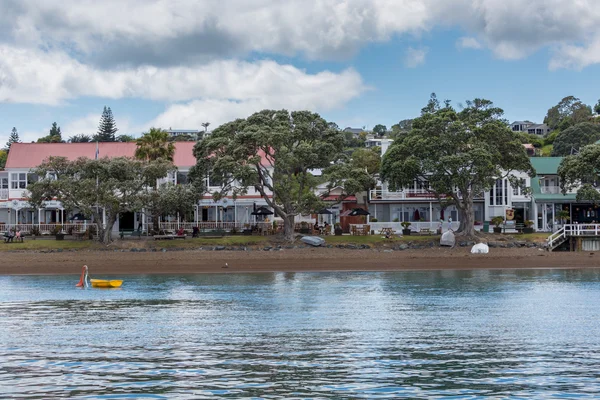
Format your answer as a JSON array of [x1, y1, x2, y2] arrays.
[[2, 270, 600, 399]]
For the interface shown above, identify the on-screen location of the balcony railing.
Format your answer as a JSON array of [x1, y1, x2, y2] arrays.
[[540, 186, 561, 194], [370, 189, 484, 201]]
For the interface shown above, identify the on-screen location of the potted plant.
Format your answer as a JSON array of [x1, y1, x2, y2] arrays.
[[557, 210, 570, 226], [334, 223, 343, 236], [523, 220, 535, 234], [491, 216, 504, 234], [401, 221, 412, 235]]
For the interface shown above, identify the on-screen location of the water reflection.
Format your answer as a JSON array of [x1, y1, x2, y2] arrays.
[[1, 270, 600, 398]]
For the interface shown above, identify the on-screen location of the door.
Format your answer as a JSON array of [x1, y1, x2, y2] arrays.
[[119, 212, 135, 231]]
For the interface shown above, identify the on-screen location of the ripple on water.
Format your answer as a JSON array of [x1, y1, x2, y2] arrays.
[[2, 270, 600, 398]]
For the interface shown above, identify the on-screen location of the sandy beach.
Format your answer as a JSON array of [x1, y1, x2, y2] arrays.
[[1, 247, 599, 275]]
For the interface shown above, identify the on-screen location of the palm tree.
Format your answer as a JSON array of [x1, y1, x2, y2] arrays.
[[135, 128, 175, 161], [201, 122, 210, 133]]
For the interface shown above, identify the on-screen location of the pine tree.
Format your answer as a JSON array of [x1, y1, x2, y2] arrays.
[[97, 106, 118, 142], [6, 127, 20, 150], [37, 122, 64, 143]]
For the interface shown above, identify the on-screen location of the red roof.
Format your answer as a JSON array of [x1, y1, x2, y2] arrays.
[[5, 142, 271, 169], [5, 142, 197, 169]]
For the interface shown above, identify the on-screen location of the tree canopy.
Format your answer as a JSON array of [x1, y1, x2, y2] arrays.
[[190, 109, 372, 241], [351, 148, 381, 176], [69, 134, 92, 143], [558, 145, 600, 203], [381, 95, 535, 237], [38, 122, 63, 143], [551, 122, 600, 156], [28, 157, 173, 243], [544, 96, 592, 131], [595, 99, 600, 115], [135, 128, 175, 161], [0, 149, 6, 169], [6, 127, 20, 150], [372, 124, 387, 137], [96, 106, 118, 142]]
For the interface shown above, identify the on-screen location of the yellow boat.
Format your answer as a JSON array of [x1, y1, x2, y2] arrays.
[[90, 279, 123, 288]]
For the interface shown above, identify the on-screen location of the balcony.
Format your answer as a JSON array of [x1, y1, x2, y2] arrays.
[[540, 186, 561, 194], [370, 189, 439, 201], [370, 189, 484, 201]]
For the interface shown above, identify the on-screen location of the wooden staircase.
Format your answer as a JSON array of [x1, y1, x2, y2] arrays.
[[547, 224, 600, 252]]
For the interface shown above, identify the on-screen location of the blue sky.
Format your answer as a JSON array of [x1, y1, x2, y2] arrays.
[[0, 0, 599, 145]]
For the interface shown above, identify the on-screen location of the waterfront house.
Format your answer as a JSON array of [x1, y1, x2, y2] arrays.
[[0, 142, 274, 234]]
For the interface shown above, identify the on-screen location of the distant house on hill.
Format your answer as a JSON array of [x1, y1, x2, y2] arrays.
[[343, 127, 365, 138], [511, 121, 551, 136], [166, 128, 201, 140]]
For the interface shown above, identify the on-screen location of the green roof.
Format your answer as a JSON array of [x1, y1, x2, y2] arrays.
[[529, 157, 563, 175]]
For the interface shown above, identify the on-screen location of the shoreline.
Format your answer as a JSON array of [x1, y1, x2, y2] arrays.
[[1, 247, 599, 275]]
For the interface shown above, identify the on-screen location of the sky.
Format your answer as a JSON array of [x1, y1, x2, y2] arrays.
[[1, 0, 599, 145]]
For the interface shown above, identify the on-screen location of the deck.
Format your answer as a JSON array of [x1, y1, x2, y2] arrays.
[[548, 224, 600, 251]]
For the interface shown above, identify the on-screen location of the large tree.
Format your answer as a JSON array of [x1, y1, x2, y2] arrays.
[[6, 127, 20, 150], [38, 122, 63, 143], [595, 99, 600, 116], [96, 106, 118, 142], [381, 95, 535, 237], [351, 148, 381, 175], [135, 128, 175, 161], [28, 157, 172, 243], [190, 110, 372, 241], [544, 96, 592, 131], [551, 122, 600, 156], [558, 145, 600, 203], [372, 124, 387, 137]]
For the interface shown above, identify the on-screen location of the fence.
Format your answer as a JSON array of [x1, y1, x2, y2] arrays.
[[158, 222, 272, 232], [0, 222, 90, 234]]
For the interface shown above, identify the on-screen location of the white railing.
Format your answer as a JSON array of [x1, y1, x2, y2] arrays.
[[0, 189, 8, 200], [541, 186, 561, 194], [158, 221, 272, 231], [370, 189, 484, 201], [547, 224, 600, 249], [0, 222, 90, 234]]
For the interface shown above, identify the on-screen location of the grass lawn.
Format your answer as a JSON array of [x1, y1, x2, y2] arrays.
[[325, 234, 440, 245], [147, 236, 270, 248], [0, 239, 99, 252]]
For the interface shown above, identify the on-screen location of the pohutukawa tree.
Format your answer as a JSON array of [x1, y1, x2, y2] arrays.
[[190, 109, 373, 241], [558, 144, 600, 203], [381, 94, 535, 237], [28, 156, 173, 243]]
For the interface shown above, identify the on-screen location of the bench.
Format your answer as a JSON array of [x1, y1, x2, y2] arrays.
[[120, 230, 142, 240], [3, 233, 23, 243], [419, 228, 433, 236]]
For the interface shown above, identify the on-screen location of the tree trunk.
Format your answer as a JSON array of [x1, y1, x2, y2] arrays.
[[283, 214, 295, 242], [97, 214, 117, 244], [456, 200, 476, 238]]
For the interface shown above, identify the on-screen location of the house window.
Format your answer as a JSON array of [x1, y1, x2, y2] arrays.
[[11, 173, 27, 189], [490, 179, 505, 206], [513, 178, 526, 196], [176, 172, 188, 185], [1, 177, 7, 189]]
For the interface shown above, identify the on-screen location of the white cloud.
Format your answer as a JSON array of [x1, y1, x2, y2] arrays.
[[0, 45, 366, 107], [0, 0, 596, 70], [457, 36, 483, 50], [404, 47, 428, 68]]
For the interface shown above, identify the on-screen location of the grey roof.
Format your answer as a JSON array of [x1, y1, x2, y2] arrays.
[[343, 127, 364, 134], [511, 120, 534, 125], [526, 123, 549, 130]]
